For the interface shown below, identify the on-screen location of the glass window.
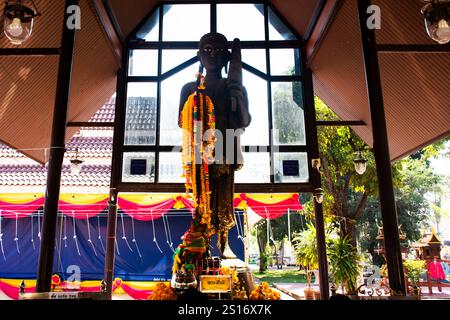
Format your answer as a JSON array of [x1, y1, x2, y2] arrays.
[[162, 4, 210, 41], [128, 50, 158, 76], [217, 4, 265, 41], [125, 83, 158, 146], [136, 9, 159, 41], [241, 70, 269, 146], [272, 82, 305, 145], [162, 49, 198, 74], [274, 153, 309, 183], [235, 152, 271, 183], [160, 64, 198, 146], [268, 7, 297, 41], [242, 49, 267, 74], [122, 152, 155, 183], [159, 152, 184, 183], [270, 49, 300, 76]]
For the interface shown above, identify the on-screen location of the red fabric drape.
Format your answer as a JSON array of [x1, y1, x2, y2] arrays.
[[58, 200, 109, 219], [120, 283, 153, 300], [178, 196, 195, 211], [0, 194, 302, 220], [0, 281, 35, 300], [0, 198, 44, 218], [117, 198, 176, 221], [241, 194, 303, 220]]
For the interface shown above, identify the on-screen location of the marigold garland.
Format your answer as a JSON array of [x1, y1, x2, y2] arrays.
[[147, 283, 177, 300], [249, 282, 281, 300], [172, 74, 216, 278]]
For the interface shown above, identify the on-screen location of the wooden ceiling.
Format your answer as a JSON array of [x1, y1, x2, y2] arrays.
[[0, 0, 448, 163]]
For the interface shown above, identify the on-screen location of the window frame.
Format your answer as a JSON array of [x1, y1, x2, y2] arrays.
[[116, 1, 315, 193]]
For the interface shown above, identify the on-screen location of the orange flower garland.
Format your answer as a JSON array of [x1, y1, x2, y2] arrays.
[[249, 282, 281, 300], [172, 74, 216, 278], [180, 75, 216, 234], [148, 283, 177, 300]]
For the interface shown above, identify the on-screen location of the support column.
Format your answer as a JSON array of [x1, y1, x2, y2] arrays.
[[357, 0, 406, 295], [36, 0, 78, 293], [103, 67, 126, 299], [303, 66, 330, 300], [104, 188, 118, 298]]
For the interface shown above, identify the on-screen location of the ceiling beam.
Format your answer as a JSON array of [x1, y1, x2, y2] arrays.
[[306, 0, 343, 65], [317, 120, 366, 126], [90, 0, 122, 66], [377, 44, 450, 53], [67, 122, 114, 127], [304, 0, 327, 43], [0, 48, 60, 56]]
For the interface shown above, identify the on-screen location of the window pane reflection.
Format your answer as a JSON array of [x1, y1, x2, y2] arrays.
[[163, 4, 210, 41], [217, 4, 265, 41], [270, 49, 299, 76], [274, 153, 309, 183], [272, 82, 305, 145], [160, 64, 198, 146], [122, 152, 155, 183], [125, 83, 158, 146], [235, 152, 271, 183], [159, 152, 184, 183], [162, 50, 198, 74], [241, 70, 269, 146], [242, 49, 267, 74], [129, 50, 158, 76]]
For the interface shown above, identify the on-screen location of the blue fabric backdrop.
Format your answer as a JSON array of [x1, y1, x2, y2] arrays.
[[0, 210, 245, 281]]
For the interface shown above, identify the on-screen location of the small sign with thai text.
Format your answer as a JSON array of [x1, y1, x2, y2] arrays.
[[199, 275, 232, 293]]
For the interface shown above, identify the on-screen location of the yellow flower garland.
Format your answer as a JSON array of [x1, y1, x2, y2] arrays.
[[180, 77, 216, 234]]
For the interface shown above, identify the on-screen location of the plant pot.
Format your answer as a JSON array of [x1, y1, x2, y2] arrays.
[[303, 287, 315, 300], [313, 290, 321, 300], [412, 286, 421, 299]]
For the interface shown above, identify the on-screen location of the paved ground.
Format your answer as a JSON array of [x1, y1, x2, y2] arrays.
[[273, 282, 450, 300]]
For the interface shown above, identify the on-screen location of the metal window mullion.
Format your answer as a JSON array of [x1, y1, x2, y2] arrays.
[[154, 5, 164, 184], [118, 46, 130, 184], [269, 75, 302, 82], [263, 2, 275, 184], [300, 45, 315, 186], [211, 2, 217, 33], [127, 76, 159, 82], [128, 41, 301, 50]]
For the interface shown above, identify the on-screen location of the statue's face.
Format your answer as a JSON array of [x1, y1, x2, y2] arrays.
[[198, 36, 229, 73]]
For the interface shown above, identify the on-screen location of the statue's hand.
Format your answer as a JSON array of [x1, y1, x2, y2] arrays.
[[226, 79, 244, 106]]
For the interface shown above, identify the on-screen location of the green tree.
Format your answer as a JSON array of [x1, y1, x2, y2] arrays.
[[315, 97, 394, 244], [357, 146, 446, 257]]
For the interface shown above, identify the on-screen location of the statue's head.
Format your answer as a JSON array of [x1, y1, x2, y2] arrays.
[[198, 33, 230, 73]]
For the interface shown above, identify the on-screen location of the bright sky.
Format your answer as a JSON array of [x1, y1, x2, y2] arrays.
[[129, 3, 299, 146], [126, 4, 305, 183]]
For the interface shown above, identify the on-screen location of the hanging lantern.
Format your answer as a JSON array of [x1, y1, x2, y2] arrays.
[[70, 148, 83, 175], [353, 151, 368, 175], [313, 188, 324, 204], [422, 0, 450, 44], [3, 0, 41, 45]]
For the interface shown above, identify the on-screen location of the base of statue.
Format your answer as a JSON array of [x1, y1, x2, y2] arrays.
[[220, 257, 246, 269]]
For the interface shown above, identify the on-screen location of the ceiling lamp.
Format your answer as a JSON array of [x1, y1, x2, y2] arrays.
[[313, 188, 324, 204], [70, 148, 84, 175], [3, 0, 41, 45], [353, 151, 368, 175], [422, 0, 450, 44]]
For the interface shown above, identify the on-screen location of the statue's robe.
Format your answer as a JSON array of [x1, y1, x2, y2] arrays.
[[179, 79, 251, 235]]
